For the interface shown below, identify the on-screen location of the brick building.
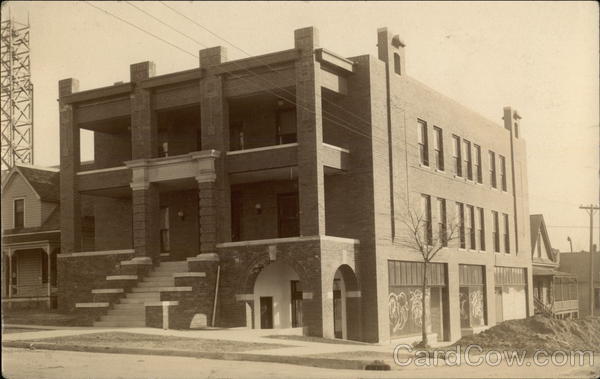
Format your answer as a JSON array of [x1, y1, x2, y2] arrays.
[[56, 26, 533, 342]]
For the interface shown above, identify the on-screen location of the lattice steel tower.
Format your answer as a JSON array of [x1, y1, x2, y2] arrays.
[[1, 16, 33, 171]]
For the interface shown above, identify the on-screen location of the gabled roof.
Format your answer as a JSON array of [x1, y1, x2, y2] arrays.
[[530, 214, 556, 262], [1, 164, 60, 202]]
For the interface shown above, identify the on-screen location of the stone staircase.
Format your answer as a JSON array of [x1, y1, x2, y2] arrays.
[[94, 261, 189, 327]]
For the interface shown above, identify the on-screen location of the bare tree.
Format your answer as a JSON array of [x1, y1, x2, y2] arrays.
[[399, 201, 459, 348]]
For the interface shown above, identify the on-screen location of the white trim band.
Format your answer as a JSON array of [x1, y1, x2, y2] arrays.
[[91, 288, 124, 294], [75, 302, 110, 308], [226, 143, 298, 156], [173, 272, 206, 278], [106, 275, 138, 281], [58, 249, 134, 258], [76, 166, 128, 175]]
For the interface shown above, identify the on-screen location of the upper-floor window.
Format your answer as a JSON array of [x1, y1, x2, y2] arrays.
[[433, 126, 444, 171], [492, 210, 500, 252], [514, 122, 519, 139], [499, 155, 507, 191], [394, 53, 401, 75], [489, 151, 497, 188], [456, 202, 465, 249], [478, 207, 486, 251], [503, 213, 510, 254], [437, 198, 447, 247], [467, 205, 476, 249], [453, 135, 462, 177], [474, 144, 482, 183], [421, 194, 432, 245], [463, 140, 472, 180], [14, 198, 24, 228], [418, 120, 429, 166]]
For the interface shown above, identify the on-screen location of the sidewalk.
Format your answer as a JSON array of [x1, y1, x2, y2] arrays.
[[3, 324, 399, 370]]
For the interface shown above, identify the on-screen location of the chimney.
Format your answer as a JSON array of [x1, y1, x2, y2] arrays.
[[377, 27, 406, 76]]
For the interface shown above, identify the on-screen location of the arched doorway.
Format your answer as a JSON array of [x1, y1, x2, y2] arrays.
[[332, 265, 360, 340], [253, 261, 301, 329]]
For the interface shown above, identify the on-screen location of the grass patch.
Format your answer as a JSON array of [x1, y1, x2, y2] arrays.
[[2, 310, 80, 327], [19, 332, 292, 353], [265, 335, 367, 345]]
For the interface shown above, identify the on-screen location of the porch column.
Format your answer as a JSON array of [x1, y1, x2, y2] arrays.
[[59, 78, 82, 253], [44, 245, 51, 307], [197, 181, 217, 254], [130, 61, 157, 159], [132, 183, 161, 260], [7, 248, 13, 299], [200, 47, 231, 244], [295, 27, 326, 236]]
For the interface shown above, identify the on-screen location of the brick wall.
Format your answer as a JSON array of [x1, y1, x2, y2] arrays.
[[57, 250, 135, 312], [94, 197, 133, 251], [94, 131, 132, 169]]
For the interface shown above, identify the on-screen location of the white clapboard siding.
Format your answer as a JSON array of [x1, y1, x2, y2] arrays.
[[1, 174, 42, 229], [16, 251, 46, 297]]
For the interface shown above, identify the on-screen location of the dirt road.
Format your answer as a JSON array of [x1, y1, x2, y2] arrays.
[[3, 347, 599, 378]]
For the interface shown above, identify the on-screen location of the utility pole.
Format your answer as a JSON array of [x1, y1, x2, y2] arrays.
[[580, 204, 599, 316]]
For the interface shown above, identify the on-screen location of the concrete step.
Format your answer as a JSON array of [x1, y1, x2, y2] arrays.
[[112, 303, 145, 310], [136, 280, 175, 288], [106, 309, 145, 317], [121, 293, 161, 301], [94, 320, 146, 327], [144, 271, 178, 279], [131, 286, 192, 293]]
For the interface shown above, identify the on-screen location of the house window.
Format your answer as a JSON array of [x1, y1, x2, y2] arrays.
[[537, 232, 542, 257], [503, 213, 510, 254], [499, 155, 507, 191], [467, 205, 476, 249], [456, 202, 465, 249], [489, 151, 497, 188], [433, 126, 444, 171], [514, 122, 519, 139], [437, 198, 447, 247], [492, 211, 500, 253], [14, 199, 24, 228], [453, 135, 462, 177], [418, 120, 429, 166], [463, 140, 472, 180], [393, 53, 401, 75], [422, 194, 432, 245], [478, 207, 486, 251], [474, 144, 482, 183]]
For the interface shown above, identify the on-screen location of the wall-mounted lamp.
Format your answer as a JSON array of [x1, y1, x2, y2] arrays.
[[255, 203, 262, 215], [177, 210, 185, 220]]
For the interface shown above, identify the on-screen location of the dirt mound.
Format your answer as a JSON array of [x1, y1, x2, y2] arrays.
[[453, 315, 600, 352]]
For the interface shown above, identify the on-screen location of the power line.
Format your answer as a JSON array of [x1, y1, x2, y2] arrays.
[[85, 2, 383, 146], [117, 1, 413, 148], [84, 1, 197, 60], [158, 1, 391, 133]]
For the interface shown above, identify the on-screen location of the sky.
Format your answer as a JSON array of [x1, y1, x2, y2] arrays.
[[2, 1, 598, 252]]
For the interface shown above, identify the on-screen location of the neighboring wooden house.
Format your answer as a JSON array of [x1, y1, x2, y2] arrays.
[[1, 164, 60, 309], [530, 214, 578, 318]]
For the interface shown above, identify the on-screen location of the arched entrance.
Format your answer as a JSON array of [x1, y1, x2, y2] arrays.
[[253, 261, 301, 329], [332, 265, 360, 340]]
